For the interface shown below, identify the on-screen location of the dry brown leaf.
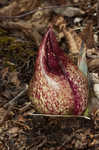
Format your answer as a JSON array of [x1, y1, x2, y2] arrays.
[[0, 0, 37, 17], [0, 1, 51, 46], [87, 48, 99, 58], [55, 17, 96, 58], [0, 67, 8, 79], [17, 115, 26, 123], [0, 1, 17, 16], [9, 71, 20, 87], [88, 97, 99, 114], [0, 108, 6, 122], [8, 127, 19, 134], [55, 16, 86, 54], [1, 90, 11, 99], [23, 109, 36, 117], [54, 6, 85, 17], [88, 58, 99, 71], [63, 27, 82, 54], [49, 0, 69, 5], [0, 20, 42, 46], [89, 73, 99, 84], [80, 22, 95, 49]]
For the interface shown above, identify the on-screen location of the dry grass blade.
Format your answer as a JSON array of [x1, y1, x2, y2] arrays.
[[30, 113, 91, 120]]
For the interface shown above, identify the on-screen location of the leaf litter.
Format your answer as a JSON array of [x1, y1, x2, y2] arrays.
[[0, 0, 99, 149]]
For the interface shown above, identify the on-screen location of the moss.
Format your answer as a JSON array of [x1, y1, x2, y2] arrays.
[[0, 36, 15, 48], [0, 28, 7, 36], [0, 33, 37, 68]]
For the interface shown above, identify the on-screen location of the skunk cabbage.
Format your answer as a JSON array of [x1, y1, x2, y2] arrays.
[[29, 28, 88, 115]]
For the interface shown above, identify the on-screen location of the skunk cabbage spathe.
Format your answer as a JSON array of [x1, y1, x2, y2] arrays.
[[29, 28, 88, 115]]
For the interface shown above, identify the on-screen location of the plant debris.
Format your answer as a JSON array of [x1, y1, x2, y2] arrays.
[[0, 0, 99, 149]]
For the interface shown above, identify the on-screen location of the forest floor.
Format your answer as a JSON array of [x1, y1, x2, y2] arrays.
[[0, 0, 99, 149]]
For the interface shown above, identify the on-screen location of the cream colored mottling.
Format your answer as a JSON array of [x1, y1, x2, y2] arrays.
[[29, 41, 88, 115], [40, 46, 60, 90], [29, 66, 75, 114]]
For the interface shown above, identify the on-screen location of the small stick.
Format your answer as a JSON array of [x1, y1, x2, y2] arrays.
[[4, 84, 28, 108], [0, 5, 72, 20], [30, 113, 91, 120]]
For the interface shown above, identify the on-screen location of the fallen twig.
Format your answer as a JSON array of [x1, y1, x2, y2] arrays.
[[0, 5, 72, 20], [30, 113, 91, 120], [4, 84, 28, 109]]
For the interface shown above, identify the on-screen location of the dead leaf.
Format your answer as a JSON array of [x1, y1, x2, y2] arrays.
[[55, 16, 83, 54], [54, 7, 85, 17], [9, 71, 20, 87], [0, 0, 37, 17], [89, 73, 99, 84], [88, 58, 99, 71], [1, 89, 11, 100], [0, 1, 17, 16], [0, 108, 6, 122], [63, 27, 82, 54], [0, 67, 8, 79], [8, 127, 19, 134], [88, 97, 99, 116], [80, 22, 95, 49], [49, 0, 70, 5], [87, 48, 99, 58], [17, 115, 26, 123]]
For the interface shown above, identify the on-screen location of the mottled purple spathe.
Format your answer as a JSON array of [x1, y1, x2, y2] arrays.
[[29, 27, 88, 115]]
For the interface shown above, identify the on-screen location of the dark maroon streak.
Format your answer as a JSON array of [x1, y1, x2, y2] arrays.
[[44, 28, 81, 115], [45, 35, 63, 75], [59, 62, 81, 115]]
